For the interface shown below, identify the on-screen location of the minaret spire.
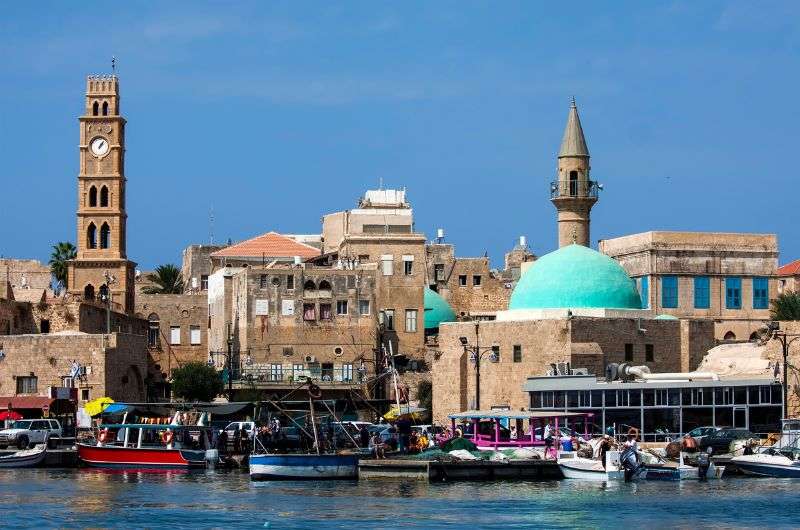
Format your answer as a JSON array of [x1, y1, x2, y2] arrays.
[[558, 97, 589, 158]]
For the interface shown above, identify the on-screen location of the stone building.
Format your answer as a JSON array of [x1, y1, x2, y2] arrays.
[[777, 259, 800, 295], [0, 259, 54, 300], [66, 75, 136, 313], [181, 244, 226, 293], [599, 231, 779, 341]]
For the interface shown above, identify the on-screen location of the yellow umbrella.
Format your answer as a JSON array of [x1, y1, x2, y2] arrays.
[[84, 397, 115, 417], [383, 405, 426, 421]]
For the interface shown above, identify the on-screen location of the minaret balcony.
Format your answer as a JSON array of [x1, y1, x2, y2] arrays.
[[550, 179, 600, 200]]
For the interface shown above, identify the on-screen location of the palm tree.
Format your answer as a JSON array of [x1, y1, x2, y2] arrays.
[[771, 291, 800, 321], [49, 242, 77, 294], [142, 264, 185, 294]]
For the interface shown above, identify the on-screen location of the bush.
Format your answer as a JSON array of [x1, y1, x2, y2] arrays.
[[771, 291, 800, 321], [170, 362, 224, 402]]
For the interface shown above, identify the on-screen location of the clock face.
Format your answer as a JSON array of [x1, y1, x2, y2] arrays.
[[90, 137, 109, 157]]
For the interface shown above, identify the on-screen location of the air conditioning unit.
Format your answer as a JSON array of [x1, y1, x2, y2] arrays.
[[304, 355, 316, 363]]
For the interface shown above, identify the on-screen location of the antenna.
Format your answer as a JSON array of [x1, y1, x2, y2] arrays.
[[209, 205, 215, 245]]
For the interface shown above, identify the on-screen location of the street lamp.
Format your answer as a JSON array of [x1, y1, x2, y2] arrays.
[[458, 322, 498, 410], [102, 270, 117, 334], [768, 321, 800, 418]]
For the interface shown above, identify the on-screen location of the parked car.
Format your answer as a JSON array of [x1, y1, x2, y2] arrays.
[[222, 421, 256, 438], [699, 428, 757, 454], [0, 419, 62, 450], [684, 426, 719, 444]]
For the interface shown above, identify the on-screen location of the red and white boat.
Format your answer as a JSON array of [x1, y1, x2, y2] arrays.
[[78, 422, 207, 469]]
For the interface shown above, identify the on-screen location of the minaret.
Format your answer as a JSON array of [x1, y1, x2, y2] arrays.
[[551, 97, 598, 248]]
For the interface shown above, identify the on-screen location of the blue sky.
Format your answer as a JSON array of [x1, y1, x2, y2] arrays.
[[1, 1, 799, 270]]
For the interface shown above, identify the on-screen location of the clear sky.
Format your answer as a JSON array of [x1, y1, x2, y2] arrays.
[[1, 1, 798, 270]]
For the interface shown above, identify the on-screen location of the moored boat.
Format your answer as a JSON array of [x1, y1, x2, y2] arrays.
[[559, 450, 626, 481], [732, 451, 800, 478], [0, 444, 47, 468], [249, 452, 359, 480]]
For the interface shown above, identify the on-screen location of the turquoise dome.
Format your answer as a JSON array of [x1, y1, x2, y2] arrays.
[[509, 244, 642, 310], [424, 288, 456, 330]]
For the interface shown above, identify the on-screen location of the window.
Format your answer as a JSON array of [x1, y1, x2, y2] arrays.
[[726, 277, 742, 309], [99, 186, 109, 207], [81, 388, 90, 401], [40, 319, 50, 334], [624, 343, 633, 362], [336, 300, 348, 315], [491, 345, 500, 362], [403, 256, 414, 275], [753, 277, 769, 309], [405, 309, 418, 333], [190, 325, 201, 345], [434, 264, 445, 281], [87, 223, 97, 249], [384, 309, 395, 330], [381, 255, 393, 276], [89, 186, 97, 207], [303, 303, 316, 321], [84, 284, 95, 300], [645, 344, 654, 362], [292, 363, 304, 377], [269, 364, 283, 382], [359, 300, 370, 315], [342, 363, 353, 382], [458, 275, 467, 287], [260, 275, 268, 289], [320, 303, 332, 320], [170, 326, 181, 345], [99, 223, 110, 249], [102, 101, 109, 116], [200, 275, 209, 290], [92, 101, 99, 116], [639, 276, 649, 309], [286, 274, 294, 290], [661, 276, 678, 308], [281, 300, 295, 316], [513, 345, 522, 363], [694, 276, 710, 309], [569, 170, 578, 196], [473, 275, 482, 287], [16, 376, 37, 394]]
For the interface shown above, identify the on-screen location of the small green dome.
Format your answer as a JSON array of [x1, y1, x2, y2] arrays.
[[424, 288, 456, 330], [509, 244, 642, 310]]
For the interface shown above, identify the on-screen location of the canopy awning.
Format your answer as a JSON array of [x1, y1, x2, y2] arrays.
[[449, 410, 592, 420], [0, 396, 55, 410]]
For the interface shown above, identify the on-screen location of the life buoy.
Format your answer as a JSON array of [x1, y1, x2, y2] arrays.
[[308, 383, 322, 399], [98, 428, 110, 443], [162, 430, 174, 445]]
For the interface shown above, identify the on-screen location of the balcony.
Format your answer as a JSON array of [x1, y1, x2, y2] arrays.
[[224, 362, 363, 389], [550, 180, 600, 200]]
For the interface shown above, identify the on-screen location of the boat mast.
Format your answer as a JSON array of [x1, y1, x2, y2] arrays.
[[308, 395, 320, 455], [387, 341, 403, 416]]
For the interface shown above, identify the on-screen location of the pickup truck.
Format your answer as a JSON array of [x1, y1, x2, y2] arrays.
[[0, 419, 62, 450]]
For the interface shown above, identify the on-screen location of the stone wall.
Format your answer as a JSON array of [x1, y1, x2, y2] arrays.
[[762, 321, 800, 418], [0, 259, 53, 293], [181, 244, 226, 293], [0, 299, 35, 335]]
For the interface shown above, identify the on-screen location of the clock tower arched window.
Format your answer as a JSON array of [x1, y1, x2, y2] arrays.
[[89, 186, 97, 207], [87, 223, 97, 249], [100, 223, 111, 249], [100, 186, 109, 207]]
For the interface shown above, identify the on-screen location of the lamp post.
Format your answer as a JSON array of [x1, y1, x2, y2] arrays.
[[769, 321, 800, 418], [459, 322, 498, 410], [102, 270, 117, 334]]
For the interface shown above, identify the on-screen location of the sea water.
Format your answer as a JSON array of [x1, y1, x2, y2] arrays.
[[0, 468, 798, 529]]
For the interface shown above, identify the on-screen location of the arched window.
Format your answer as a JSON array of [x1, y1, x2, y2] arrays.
[[102, 102, 109, 116], [749, 331, 760, 342], [303, 280, 316, 291], [100, 186, 109, 207], [318, 280, 332, 297], [723, 331, 736, 341], [92, 101, 99, 116], [98, 284, 109, 302], [87, 223, 97, 249], [100, 223, 110, 249], [89, 186, 97, 207], [569, 170, 579, 196], [84, 284, 95, 300], [147, 313, 160, 347]]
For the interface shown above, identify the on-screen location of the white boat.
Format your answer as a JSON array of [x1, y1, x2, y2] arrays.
[[732, 451, 800, 478], [249, 453, 359, 480], [0, 444, 47, 468], [558, 450, 625, 481], [643, 461, 724, 480]]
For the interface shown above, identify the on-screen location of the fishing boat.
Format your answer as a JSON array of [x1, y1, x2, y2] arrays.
[[249, 452, 358, 479], [559, 450, 625, 481], [0, 444, 47, 468], [642, 452, 724, 480]]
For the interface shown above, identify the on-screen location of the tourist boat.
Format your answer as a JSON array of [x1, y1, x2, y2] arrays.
[[0, 444, 47, 468], [77, 421, 207, 469], [559, 450, 625, 481], [249, 452, 359, 480]]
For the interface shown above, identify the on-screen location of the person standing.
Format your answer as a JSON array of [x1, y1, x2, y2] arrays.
[[359, 424, 370, 448]]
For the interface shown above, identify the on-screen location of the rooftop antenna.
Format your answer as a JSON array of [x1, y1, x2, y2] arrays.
[[111, 56, 116, 74], [209, 205, 215, 245]]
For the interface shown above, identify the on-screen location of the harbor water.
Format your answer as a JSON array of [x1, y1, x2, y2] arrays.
[[1, 468, 798, 529]]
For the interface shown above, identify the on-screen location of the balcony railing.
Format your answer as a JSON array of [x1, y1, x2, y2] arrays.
[[226, 363, 362, 385], [550, 180, 600, 199]]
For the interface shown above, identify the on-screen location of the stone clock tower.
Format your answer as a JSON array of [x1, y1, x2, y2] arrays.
[[67, 74, 136, 313]]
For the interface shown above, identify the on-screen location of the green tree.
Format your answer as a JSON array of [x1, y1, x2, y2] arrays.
[[417, 380, 432, 416], [142, 264, 185, 294], [49, 242, 77, 293], [170, 362, 224, 402], [771, 291, 800, 321]]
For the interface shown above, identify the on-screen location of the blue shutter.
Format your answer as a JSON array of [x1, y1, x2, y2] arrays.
[[640, 276, 649, 309], [662, 276, 678, 308], [725, 277, 742, 309], [753, 277, 768, 309], [694, 276, 710, 309]]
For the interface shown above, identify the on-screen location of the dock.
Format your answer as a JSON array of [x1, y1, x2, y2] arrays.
[[358, 458, 562, 482], [0, 448, 78, 467]]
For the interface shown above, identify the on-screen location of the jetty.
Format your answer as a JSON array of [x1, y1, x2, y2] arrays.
[[358, 458, 561, 482]]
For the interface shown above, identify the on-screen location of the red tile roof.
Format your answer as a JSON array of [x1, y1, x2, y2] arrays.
[[211, 232, 320, 259], [0, 396, 55, 410], [778, 259, 800, 277]]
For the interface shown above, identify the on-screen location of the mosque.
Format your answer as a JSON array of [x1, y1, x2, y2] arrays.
[[430, 100, 720, 422]]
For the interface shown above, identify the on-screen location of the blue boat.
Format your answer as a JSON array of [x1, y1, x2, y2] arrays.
[[249, 453, 359, 480]]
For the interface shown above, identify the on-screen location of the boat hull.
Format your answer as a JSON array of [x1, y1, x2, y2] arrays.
[[77, 443, 206, 469], [0, 446, 47, 468], [559, 461, 623, 481], [249, 453, 358, 480], [733, 454, 800, 478]]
